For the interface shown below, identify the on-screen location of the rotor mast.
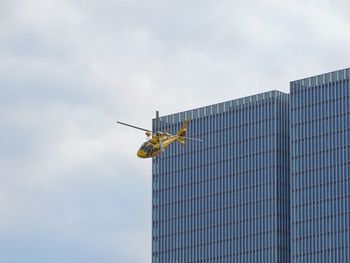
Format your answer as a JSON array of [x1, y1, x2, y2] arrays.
[[155, 110, 159, 132], [155, 110, 164, 151]]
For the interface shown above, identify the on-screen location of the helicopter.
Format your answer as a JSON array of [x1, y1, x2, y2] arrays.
[[117, 111, 201, 158]]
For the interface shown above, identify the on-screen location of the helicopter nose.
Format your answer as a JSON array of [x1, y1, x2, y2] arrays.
[[137, 149, 147, 158]]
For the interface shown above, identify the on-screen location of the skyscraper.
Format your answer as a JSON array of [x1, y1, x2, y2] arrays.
[[290, 68, 350, 262], [152, 90, 290, 262]]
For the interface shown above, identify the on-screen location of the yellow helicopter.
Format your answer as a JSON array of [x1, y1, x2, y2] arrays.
[[117, 111, 201, 158]]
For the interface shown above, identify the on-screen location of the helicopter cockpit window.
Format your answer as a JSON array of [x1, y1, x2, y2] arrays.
[[145, 145, 153, 154], [140, 142, 147, 149], [141, 143, 153, 154]]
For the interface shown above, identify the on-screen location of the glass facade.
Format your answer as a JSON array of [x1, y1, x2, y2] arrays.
[[290, 68, 350, 262], [152, 91, 290, 262]]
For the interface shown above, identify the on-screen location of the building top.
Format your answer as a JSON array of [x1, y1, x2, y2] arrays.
[[155, 90, 288, 125], [290, 67, 350, 92]]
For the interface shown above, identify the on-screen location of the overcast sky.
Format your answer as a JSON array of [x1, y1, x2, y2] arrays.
[[0, 0, 349, 262]]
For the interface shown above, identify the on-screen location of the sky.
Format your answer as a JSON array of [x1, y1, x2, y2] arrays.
[[0, 0, 349, 262]]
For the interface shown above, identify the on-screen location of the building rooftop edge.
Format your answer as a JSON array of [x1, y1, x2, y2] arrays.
[[290, 67, 350, 84], [155, 90, 288, 120]]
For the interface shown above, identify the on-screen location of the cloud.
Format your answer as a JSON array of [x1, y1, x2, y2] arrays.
[[0, 0, 350, 262]]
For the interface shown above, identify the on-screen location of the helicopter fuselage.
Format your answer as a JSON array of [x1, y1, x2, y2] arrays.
[[137, 134, 179, 158], [117, 115, 196, 159]]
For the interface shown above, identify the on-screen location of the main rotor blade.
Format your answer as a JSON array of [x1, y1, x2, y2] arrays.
[[180, 136, 202, 142], [155, 130, 202, 141], [155, 131, 170, 136], [156, 111, 159, 132], [117, 121, 152, 133]]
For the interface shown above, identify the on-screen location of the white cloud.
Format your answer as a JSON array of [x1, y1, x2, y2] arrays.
[[0, 0, 349, 262]]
